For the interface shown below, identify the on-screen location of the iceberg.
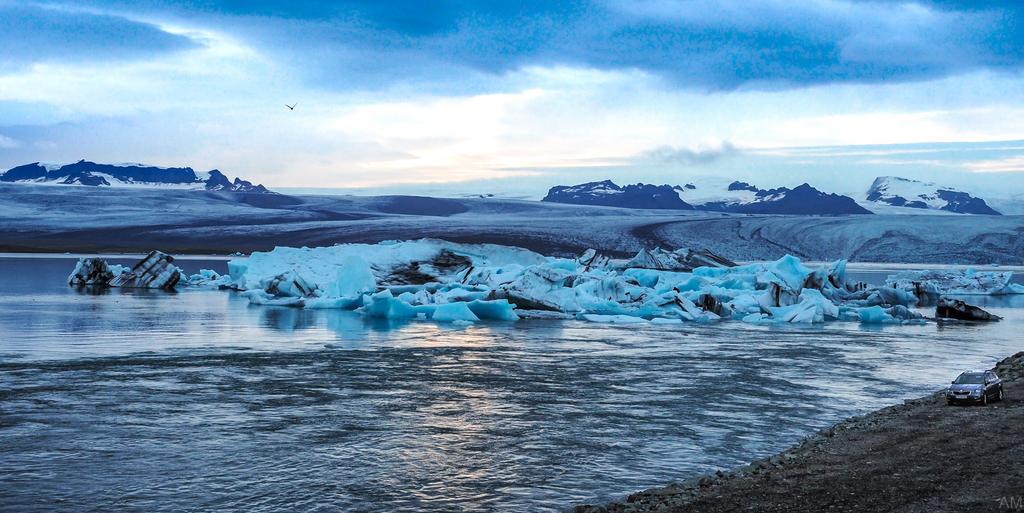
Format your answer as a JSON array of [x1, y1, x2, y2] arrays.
[[842, 305, 924, 324], [109, 251, 182, 290], [935, 297, 1001, 321], [242, 289, 306, 307], [431, 302, 480, 323], [466, 299, 520, 321], [128, 238, 1011, 327], [358, 290, 420, 319], [68, 251, 179, 290], [774, 289, 840, 323], [580, 314, 649, 324], [68, 257, 123, 287], [258, 270, 319, 298], [185, 269, 233, 289], [886, 269, 1024, 296]]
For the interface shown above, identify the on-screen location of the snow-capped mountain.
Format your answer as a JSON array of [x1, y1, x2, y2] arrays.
[[674, 180, 870, 215], [865, 176, 999, 215], [542, 180, 694, 210], [0, 160, 273, 193], [671, 180, 782, 209], [714, 182, 870, 215], [543, 179, 871, 215]]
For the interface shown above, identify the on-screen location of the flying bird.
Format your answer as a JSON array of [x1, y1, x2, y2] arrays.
[[285, 103, 297, 111]]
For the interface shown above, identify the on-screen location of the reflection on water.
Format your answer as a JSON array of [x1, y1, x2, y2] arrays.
[[2, 256, 1024, 513]]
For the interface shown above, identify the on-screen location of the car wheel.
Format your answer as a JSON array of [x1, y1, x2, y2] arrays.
[[947, 399, 954, 406], [998, 387, 1004, 401], [982, 393, 988, 406]]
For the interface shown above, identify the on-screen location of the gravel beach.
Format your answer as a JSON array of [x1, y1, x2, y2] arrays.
[[575, 351, 1024, 513]]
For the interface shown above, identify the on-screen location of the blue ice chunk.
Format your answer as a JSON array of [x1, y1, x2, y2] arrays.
[[579, 314, 648, 324], [329, 255, 376, 298], [623, 269, 663, 288], [466, 299, 519, 321], [550, 259, 580, 271], [360, 290, 418, 319], [742, 312, 770, 324], [306, 296, 363, 310], [855, 306, 894, 324], [766, 254, 812, 291], [227, 259, 248, 282], [432, 302, 480, 322]]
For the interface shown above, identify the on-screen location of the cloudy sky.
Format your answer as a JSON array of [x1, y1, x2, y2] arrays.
[[2, 0, 1024, 199]]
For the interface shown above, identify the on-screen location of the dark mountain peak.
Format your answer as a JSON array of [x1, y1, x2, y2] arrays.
[[229, 176, 269, 194], [935, 189, 1000, 215], [542, 179, 693, 210], [589, 179, 622, 189], [782, 183, 827, 199], [0, 163, 47, 182], [739, 182, 872, 215], [205, 169, 232, 189], [727, 181, 759, 192], [756, 186, 790, 198]]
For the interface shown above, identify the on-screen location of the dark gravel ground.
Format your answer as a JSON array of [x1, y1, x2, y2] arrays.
[[575, 352, 1024, 513]]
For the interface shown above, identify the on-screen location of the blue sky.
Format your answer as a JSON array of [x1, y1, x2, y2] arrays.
[[1, 0, 1024, 199]]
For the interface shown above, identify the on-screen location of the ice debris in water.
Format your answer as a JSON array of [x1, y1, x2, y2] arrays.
[[886, 268, 1024, 296], [184, 269, 232, 288], [71, 240, 1022, 325], [193, 238, 988, 326], [935, 297, 1002, 321], [68, 250, 179, 290], [68, 257, 125, 287]]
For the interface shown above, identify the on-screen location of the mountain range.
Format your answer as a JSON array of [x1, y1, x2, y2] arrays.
[[0, 160, 272, 193], [540, 180, 694, 210], [0, 160, 1005, 216], [543, 177, 1003, 215], [544, 180, 873, 215]]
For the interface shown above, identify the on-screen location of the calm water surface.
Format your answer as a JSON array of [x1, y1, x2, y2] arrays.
[[1, 257, 1023, 512]]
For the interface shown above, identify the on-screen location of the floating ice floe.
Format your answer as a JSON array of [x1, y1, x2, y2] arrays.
[[68, 250, 179, 290], [110, 251, 181, 289], [935, 297, 1002, 321], [180, 239, 960, 326], [886, 269, 1024, 296], [68, 257, 126, 287]]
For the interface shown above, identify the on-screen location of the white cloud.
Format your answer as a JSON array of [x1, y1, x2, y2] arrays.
[[0, 24, 269, 117], [963, 156, 1024, 173], [0, 134, 20, 148], [639, 141, 738, 165]]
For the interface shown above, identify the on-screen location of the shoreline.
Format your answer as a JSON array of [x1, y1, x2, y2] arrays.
[[3, 251, 1024, 273], [574, 351, 1024, 513]]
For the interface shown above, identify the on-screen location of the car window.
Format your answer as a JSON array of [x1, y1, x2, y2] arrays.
[[955, 373, 986, 384]]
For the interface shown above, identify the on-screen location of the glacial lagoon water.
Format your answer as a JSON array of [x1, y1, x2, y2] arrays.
[[2, 256, 1024, 512]]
